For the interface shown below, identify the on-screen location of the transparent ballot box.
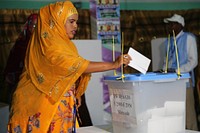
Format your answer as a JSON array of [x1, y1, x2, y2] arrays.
[[103, 72, 190, 133]]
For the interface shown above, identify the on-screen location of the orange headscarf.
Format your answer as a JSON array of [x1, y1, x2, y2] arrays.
[[25, 1, 90, 103]]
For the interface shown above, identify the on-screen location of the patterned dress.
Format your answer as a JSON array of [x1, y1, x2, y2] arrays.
[[7, 72, 78, 133]]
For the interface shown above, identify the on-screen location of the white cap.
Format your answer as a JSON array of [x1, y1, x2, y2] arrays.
[[164, 14, 185, 27]]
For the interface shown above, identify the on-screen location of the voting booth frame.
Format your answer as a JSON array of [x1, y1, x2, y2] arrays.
[[104, 72, 190, 133]]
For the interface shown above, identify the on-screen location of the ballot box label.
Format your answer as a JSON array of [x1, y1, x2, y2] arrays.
[[109, 88, 137, 125]]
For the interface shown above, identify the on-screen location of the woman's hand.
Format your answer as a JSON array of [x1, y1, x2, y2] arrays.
[[113, 54, 132, 69], [76, 96, 81, 108], [84, 54, 132, 73]]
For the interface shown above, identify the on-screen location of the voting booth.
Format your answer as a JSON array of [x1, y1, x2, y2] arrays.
[[104, 72, 190, 133]]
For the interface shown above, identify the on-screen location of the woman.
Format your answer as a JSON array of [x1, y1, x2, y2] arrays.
[[7, 1, 131, 132]]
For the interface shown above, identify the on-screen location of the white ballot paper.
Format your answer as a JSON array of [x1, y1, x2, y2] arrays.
[[128, 47, 151, 74]]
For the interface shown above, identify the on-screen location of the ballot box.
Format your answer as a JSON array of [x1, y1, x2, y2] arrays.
[[103, 72, 190, 133]]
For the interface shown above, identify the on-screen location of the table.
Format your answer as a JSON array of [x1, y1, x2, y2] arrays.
[[77, 125, 200, 133], [77, 126, 110, 133]]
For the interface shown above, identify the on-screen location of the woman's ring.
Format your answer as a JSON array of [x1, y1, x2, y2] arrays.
[[124, 55, 128, 58]]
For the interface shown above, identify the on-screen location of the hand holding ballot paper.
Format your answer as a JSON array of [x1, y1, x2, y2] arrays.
[[127, 47, 151, 74]]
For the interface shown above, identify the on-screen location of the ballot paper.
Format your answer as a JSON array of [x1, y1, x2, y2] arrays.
[[128, 47, 151, 74]]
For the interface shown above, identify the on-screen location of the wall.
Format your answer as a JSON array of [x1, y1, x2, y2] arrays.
[[0, 0, 200, 10]]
